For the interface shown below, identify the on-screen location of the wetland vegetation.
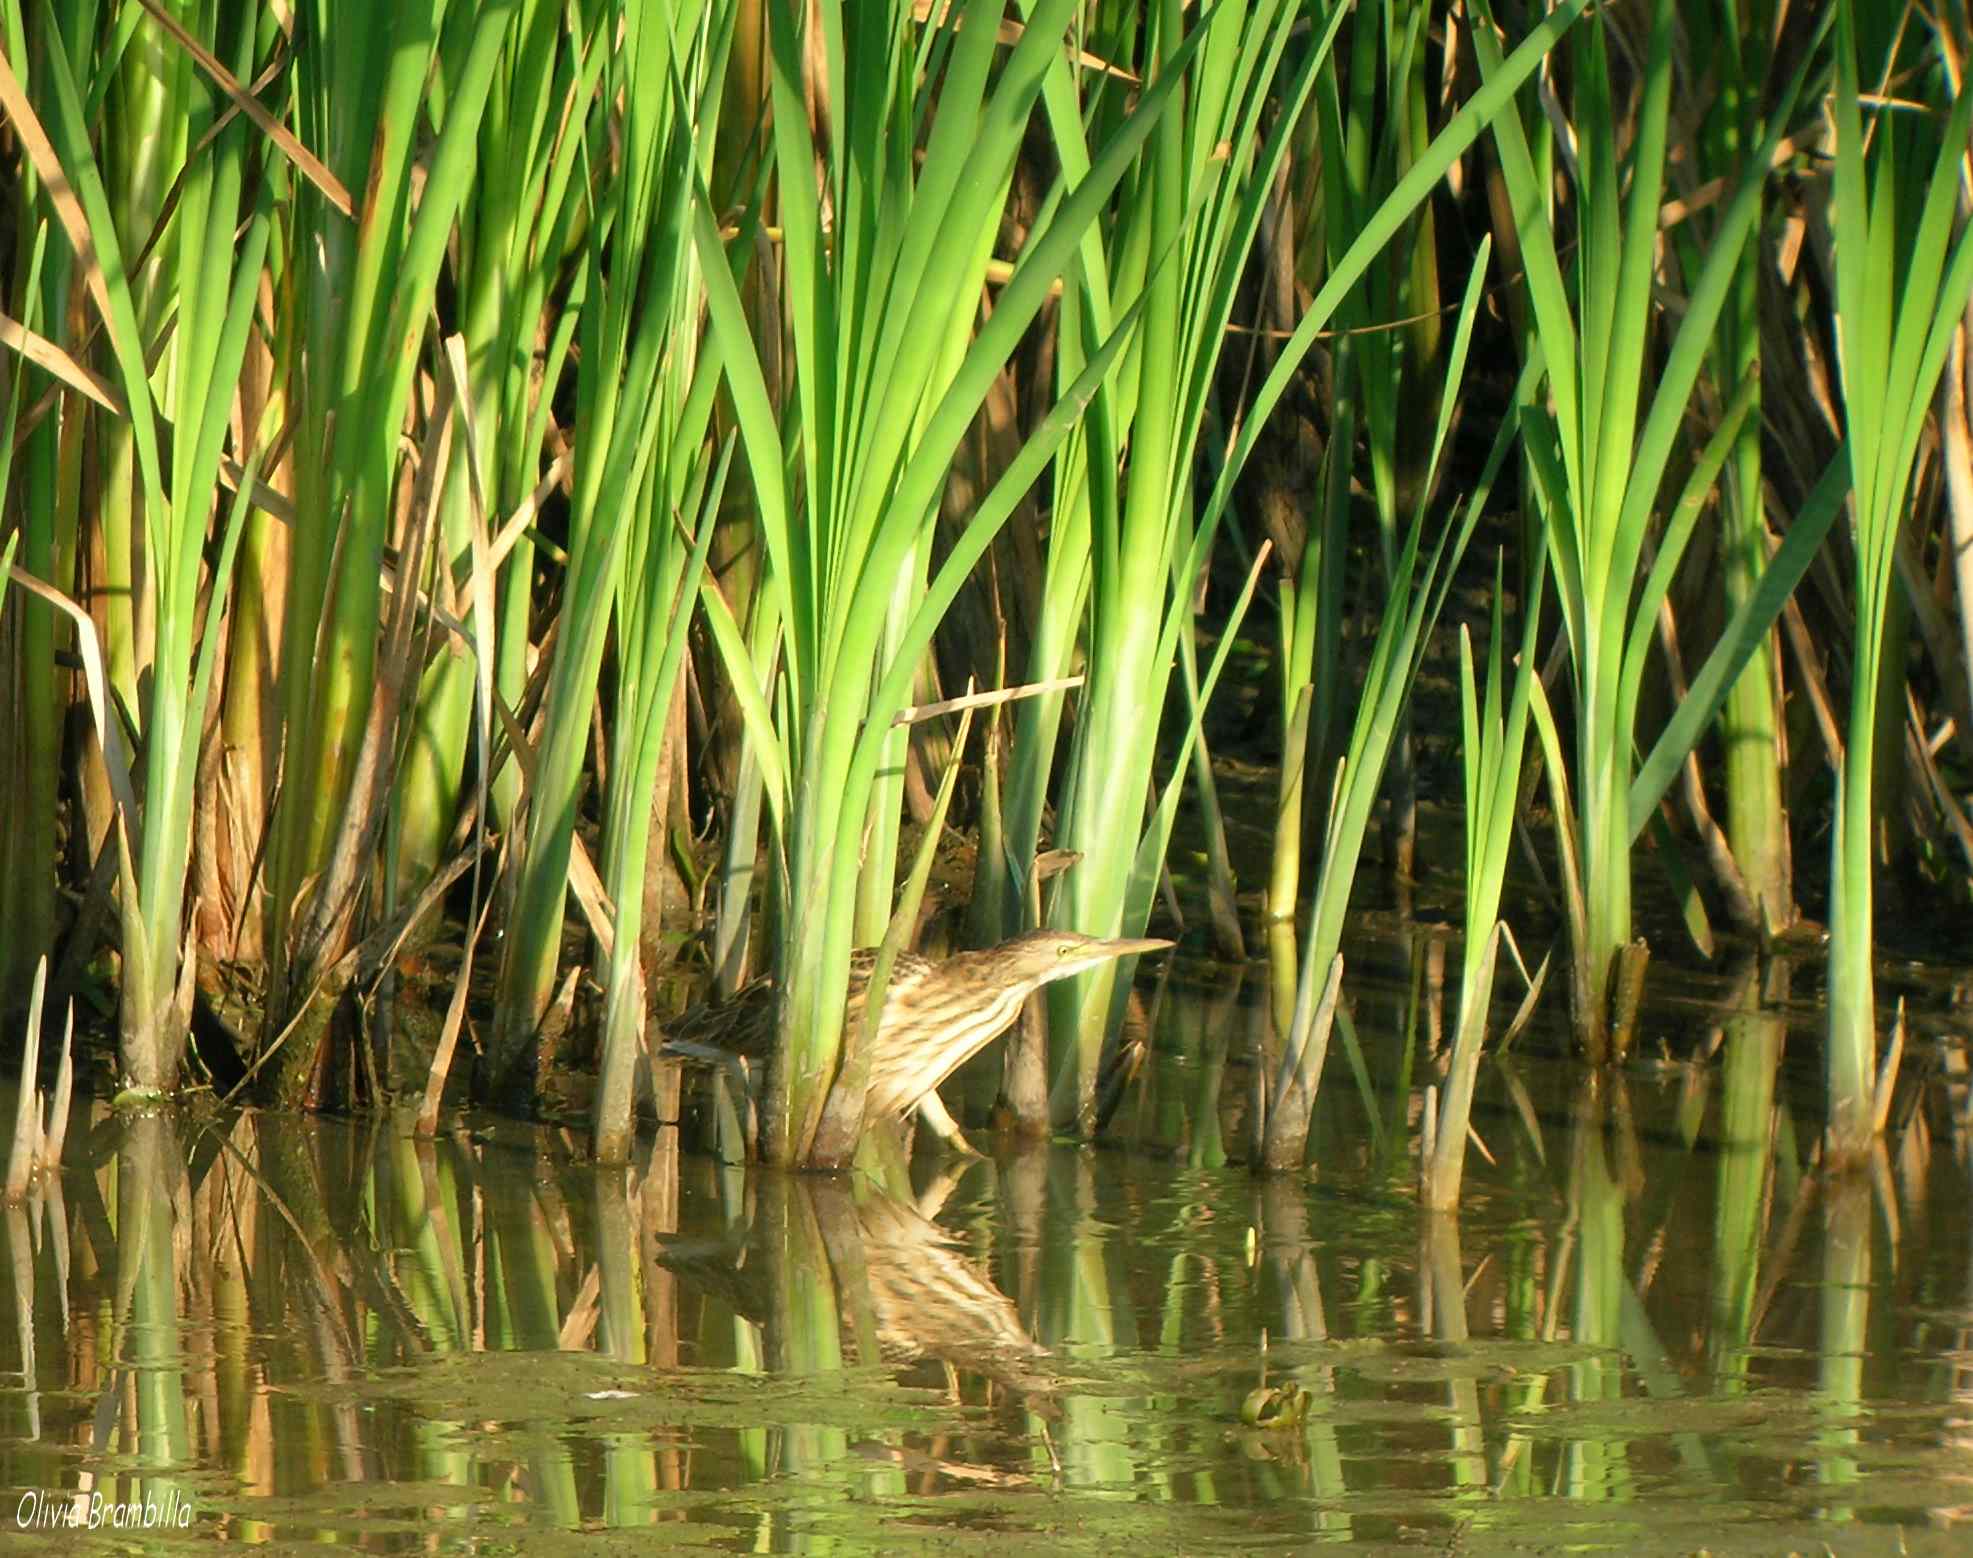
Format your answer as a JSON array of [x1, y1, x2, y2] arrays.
[[3, 0, 1973, 1546]]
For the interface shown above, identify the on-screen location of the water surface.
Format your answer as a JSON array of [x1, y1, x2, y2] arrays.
[[2, 963, 1971, 1553]]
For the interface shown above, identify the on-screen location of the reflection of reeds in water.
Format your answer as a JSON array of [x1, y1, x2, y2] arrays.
[[10, 1070, 1973, 1542]]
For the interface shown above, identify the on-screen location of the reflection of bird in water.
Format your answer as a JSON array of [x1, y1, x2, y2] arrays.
[[854, 1185, 1055, 1400], [663, 930, 1170, 1153], [654, 1177, 1058, 1408]]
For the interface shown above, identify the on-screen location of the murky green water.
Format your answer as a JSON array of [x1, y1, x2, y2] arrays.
[[3, 960, 1972, 1553]]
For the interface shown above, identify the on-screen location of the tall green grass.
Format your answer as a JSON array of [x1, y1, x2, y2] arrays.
[[1262, 244, 1500, 1171], [0, 2, 1969, 1193], [0, 158, 57, 1018], [1316, 0, 1449, 883], [1009, 0, 1336, 1129], [389, 0, 599, 897], [1690, 0, 1794, 939], [1421, 548, 1542, 1211], [694, 0, 1208, 1166], [259, 0, 519, 1098], [3, 0, 269, 1088], [1474, 0, 1829, 1059], [1821, 1, 1973, 1162], [1034, 0, 1587, 1131], [487, 0, 727, 1149]]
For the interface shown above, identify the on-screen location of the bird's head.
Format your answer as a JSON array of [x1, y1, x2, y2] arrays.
[[989, 929, 1174, 993]]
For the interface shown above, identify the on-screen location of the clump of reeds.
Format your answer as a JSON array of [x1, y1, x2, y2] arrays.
[[0, 1, 1967, 1183]]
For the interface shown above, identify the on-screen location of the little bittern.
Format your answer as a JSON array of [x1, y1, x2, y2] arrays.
[[663, 929, 1171, 1152]]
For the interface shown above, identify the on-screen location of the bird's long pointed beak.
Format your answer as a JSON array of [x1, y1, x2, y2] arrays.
[[1058, 936, 1174, 976]]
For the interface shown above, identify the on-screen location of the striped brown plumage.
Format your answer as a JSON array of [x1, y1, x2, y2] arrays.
[[664, 929, 1170, 1132]]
